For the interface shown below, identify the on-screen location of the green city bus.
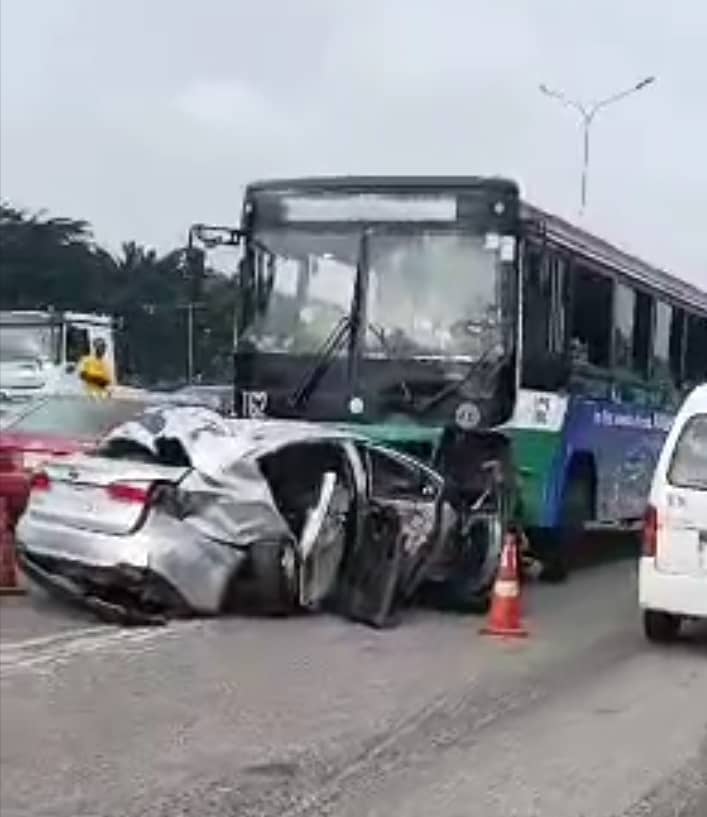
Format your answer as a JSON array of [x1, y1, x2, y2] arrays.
[[197, 176, 707, 572]]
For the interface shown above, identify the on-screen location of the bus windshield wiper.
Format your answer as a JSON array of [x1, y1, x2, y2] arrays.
[[289, 230, 369, 411], [415, 344, 508, 417], [288, 315, 351, 409]]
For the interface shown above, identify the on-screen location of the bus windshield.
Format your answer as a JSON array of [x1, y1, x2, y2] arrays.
[[366, 231, 505, 359], [249, 229, 359, 356], [248, 227, 511, 361]]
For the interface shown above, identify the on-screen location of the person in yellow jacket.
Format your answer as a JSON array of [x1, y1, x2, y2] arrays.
[[78, 338, 114, 397]]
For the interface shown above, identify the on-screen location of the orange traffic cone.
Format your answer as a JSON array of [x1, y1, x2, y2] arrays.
[[0, 498, 26, 596], [481, 531, 527, 638]]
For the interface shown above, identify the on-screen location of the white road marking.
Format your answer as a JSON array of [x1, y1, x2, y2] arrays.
[[0, 625, 111, 655], [0, 620, 206, 675]]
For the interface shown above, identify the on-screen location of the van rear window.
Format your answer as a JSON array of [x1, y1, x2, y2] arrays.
[[668, 414, 707, 491]]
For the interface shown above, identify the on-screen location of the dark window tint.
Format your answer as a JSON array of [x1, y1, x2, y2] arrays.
[[632, 291, 653, 377], [669, 308, 686, 385], [66, 326, 90, 362], [522, 248, 569, 390], [570, 265, 612, 367], [10, 398, 147, 438], [365, 445, 438, 500], [522, 246, 551, 360], [685, 315, 707, 384], [668, 414, 707, 491]]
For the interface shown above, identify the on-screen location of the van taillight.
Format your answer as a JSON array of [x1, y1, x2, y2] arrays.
[[642, 505, 658, 558], [30, 471, 51, 492], [106, 483, 149, 505]]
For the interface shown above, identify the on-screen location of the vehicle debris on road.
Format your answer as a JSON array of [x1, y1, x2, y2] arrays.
[[16, 405, 529, 627]]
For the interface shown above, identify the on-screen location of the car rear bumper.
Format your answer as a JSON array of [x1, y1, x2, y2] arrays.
[[18, 547, 177, 625], [16, 511, 245, 614], [639, 557, 707, 619]]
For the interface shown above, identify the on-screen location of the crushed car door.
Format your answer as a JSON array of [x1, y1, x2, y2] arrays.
[[336, 442, 446, 627], [258, 439, 358, 610]]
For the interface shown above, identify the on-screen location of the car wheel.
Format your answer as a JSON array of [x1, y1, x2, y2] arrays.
[[429, 516, 503, 614], [250, 541, 298, 615], [643, 609, 681, 643]]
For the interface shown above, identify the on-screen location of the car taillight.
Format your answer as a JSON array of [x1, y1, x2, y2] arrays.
[[106, 483, 150, 505], [0, 448, 23, 472], [642, 504, 658, 558], [30, 471, 51, 492]]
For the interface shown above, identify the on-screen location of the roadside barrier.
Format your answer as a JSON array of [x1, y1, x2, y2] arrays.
[[0, 498, 26, 596]]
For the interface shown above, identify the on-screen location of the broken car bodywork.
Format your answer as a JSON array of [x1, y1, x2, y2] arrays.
[[17, 406, 506, 626]]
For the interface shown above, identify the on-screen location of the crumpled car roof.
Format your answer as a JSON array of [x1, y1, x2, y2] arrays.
[[97, 406, 363, 553], [102, 405, 358, 476]]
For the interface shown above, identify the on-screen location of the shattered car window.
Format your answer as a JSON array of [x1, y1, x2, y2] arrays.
[[364, 444, 442, 501]]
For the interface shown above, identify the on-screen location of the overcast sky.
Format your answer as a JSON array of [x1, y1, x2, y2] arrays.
[[1, 0, 705, 287]]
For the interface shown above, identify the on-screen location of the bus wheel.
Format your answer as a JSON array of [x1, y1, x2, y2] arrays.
[[550, 461, 596, 582]]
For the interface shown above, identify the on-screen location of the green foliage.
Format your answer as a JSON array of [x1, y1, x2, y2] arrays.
[[0, 203, 235, 386]]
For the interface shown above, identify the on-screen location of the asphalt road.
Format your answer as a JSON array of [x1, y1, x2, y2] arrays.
[[1, 560, 705, 817]]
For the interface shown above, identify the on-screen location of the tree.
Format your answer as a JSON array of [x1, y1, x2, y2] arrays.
[[0, 203, 114, 310], [0, 202, 236, 386]]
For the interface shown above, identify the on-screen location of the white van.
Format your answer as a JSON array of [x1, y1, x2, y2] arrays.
[[639, 383, 707, 642]]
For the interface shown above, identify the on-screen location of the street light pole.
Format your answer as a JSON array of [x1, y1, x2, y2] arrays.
[[539, 76, 656, 216], [187, 301, 195, 384]]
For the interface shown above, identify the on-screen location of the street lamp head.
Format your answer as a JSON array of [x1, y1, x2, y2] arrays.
[[635, 76, 656, 90]]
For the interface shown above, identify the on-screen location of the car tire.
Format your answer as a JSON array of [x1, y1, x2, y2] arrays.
[[643, 610, 681, 643], [427, 516, 503, 614], [250, 542, 298, 615]]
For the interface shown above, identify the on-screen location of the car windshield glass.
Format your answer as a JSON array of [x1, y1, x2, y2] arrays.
[[8, 398, 147, 438], [668, 413, 707, 490], [249, 229, 359, 355], [366, 231, 505, 359], [0, 324, 60, 362]]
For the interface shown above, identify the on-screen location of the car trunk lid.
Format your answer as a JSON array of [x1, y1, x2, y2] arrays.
[[0, 431, 93, 473], [28, 454, 189, 535]]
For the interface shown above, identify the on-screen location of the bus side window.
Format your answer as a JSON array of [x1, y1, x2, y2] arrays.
[[522, 246, 570, 390], [653, 301, 673, 386], [522, 246, 551, 357], [549, 254, 567, 355], [570, 264, 612, 368], [66, 325, 90, 363], [613, 283, 651, 378], [613, 282, 635, 371], [684, 314, 707, 385], [632, 290, 652, 377], [669, 308, 686, 387]]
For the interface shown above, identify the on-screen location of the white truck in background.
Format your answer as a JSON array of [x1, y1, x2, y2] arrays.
[[0, 310, 118, 407]]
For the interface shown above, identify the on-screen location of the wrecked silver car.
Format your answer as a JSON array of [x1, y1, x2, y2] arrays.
[[16, 405, 506, 626]]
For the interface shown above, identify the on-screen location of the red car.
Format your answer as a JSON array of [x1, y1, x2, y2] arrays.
[[0, 395, 149, 529]]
